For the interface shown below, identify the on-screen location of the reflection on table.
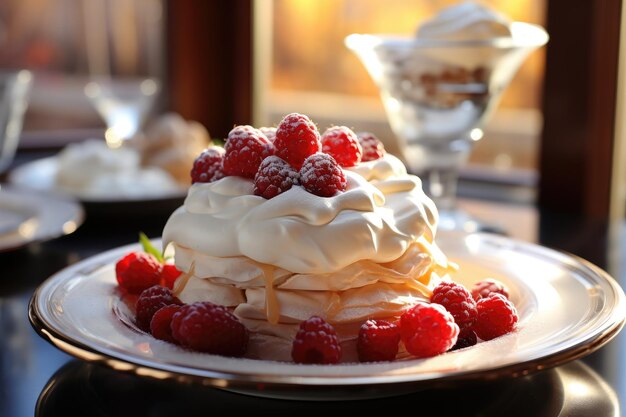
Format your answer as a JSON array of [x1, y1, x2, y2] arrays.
[[35, 360, 617, 417]]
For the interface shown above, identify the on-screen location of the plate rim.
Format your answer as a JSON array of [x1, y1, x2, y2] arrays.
[[0, 186, 84, 252], [28, 233, 626, 389]]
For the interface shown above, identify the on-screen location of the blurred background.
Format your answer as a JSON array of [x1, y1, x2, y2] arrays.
[[0, 0, 622, 226], [0, 0, 543, 173], [0, 3, 625, 416]]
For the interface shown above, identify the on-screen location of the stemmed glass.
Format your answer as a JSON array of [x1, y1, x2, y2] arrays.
[[346, 22, 548, 232], [84, 77, 160, 148], [82, 0, 163, 148], [0, 70, 33, 235], [0, 71, 32, 174]]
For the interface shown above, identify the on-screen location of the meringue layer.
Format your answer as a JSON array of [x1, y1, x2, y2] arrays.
[[162, 154, 438, 275]]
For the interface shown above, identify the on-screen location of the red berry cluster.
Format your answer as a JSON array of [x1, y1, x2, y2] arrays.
[[429, 279, 518, 345], [116, 251, 249, 357], [190, 113, 386, 199], [289, 277, 517, 364], [134, 286, 249, 356], [116, 251, 182, 294], [115, 251, 515, 362]]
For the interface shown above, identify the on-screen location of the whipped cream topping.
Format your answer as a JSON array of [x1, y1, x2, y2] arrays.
[[55, 139, 180, 198], [134, 113, 211, 184], [163, 154, 438, 274], [417, 1, 512, 41], [56, 139, 139, 189]]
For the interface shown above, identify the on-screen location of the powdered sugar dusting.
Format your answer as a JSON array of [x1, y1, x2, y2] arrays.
[[223, 127, 275, 178], [357, 132, 386, 162], [321, 126, 363, 167], [259, 127, 277, 142], [191, 146, 225, 183], [274, 113, 322, 169], [300, 153, 347, 197], [229, 125, 271, 144], [278, 113, 317, 134], [253, 156, 300, 199]]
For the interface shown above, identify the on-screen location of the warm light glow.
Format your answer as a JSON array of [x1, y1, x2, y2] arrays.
[[568, 381, 592, 397], [62, 221, 78, 234], [104, 128, 124, 149], [271, 0, 546, 109], [18, 218, 38, 238], [470, 128, 484, 141], [494, 153, 513, 170]]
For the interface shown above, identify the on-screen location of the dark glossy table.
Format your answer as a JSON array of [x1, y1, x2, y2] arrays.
[[2, 159, 625, 416]]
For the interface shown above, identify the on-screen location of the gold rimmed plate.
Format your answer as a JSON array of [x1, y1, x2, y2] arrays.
[[29, 233, 626, 400]]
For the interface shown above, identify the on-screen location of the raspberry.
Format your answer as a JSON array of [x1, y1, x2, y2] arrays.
[[230, 124, 258, 134], [357, 319, 401, 362], [150, 305, 182, 343], [190, 147, 225, 183], [171, 302, 248, 356], [399, 302, 459, 358], [274, 113, 321, 169], [471, 279, 510, 301], [259, 126, 277, 142], [299, 153, 347, 197], [450, 328, 477, 351], [253, 156, 300, 199], [115, 252, 162, 294], [357, 132, 386, 162], [291, 316, 341, 364], [160, 263, 183, 289], [135, 285, 183, 331], [223, 125, 274, 178], [474, 293, 518, 341], [321, 126, 362, 167], [431, 281, 477, 330]]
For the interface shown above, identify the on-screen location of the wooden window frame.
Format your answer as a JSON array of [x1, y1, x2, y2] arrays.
[[539, 0, 623, 219], [167, 0, 625, 219]]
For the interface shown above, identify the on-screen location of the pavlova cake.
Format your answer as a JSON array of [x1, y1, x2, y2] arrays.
[[115, 112, 518, 363]]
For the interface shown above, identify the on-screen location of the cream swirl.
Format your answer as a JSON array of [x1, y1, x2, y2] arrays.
[[417, 1, 512, 41], [162, 154, 438, 274]]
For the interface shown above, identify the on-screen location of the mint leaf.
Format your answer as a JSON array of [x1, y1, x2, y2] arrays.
[[139, 232, 164, 263]]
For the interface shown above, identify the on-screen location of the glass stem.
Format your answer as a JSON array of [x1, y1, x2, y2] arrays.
[[427, 168, 459, 212]]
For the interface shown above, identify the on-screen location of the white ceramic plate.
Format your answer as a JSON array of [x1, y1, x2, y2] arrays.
[[0, 186, 83, 252], [29, 233, 626, 400], [9, 157, 187, 203]]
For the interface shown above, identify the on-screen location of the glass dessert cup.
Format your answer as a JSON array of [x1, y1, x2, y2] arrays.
[[345, 22, 548, 233]]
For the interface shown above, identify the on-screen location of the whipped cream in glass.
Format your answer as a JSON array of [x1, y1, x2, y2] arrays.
[[346, 3, 547, 233], [416, 1, 512, 41]]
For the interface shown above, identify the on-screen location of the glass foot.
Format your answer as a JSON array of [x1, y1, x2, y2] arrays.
[[437, 208, 507, 235]]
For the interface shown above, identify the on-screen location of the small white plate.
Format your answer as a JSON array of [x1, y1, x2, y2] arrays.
[[9, 157, 187, 203], [29, 233, 626, 400], [0, 186, 83, 252]]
